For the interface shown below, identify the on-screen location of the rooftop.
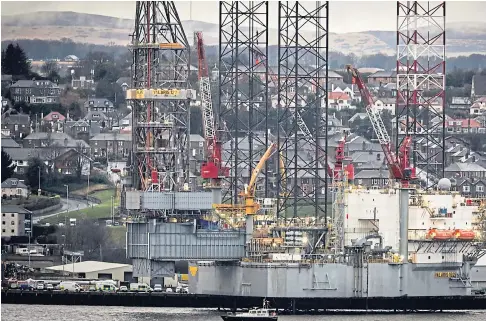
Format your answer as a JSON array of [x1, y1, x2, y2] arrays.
[[1, 178, 28, 189], [45, 261, 132, 273]]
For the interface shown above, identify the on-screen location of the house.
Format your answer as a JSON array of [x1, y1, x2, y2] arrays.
[[1, 112, 31, 141], [84, 98, 115, 113], [350, 150, 385, 168], [22, 132, 89, 151], [1, 178, 29, 198], [393, 116, 425, 135], [84, 110, 111, 128], [9, 80, 61, 104], [71, 76, 95, 90], [90, 133, 132, 160], [116, 77, 131, 91], [377, 83, 398, 99], [2, 146, 87, 176], [42, 111, 66, 132], [367, 71, 396, 86], [470, 97, 486, 116], [1, 148, 45, 174], [444, 162, 486, 180], [53, 148, 92, 176], [327, 92, 352, 110], [329, 81, 356, 100], [452, 178, 486, 198], [450, 97, 471, 110], [64, 119, 101, 141], [373, 98, 396, 115], [445, 118, 486, 135], [353, 169, 391, 188], [64, 55, 79, 62], [1, 134, 21, 148], [471, 75, 486, 99], [1, 205, 32, 237]]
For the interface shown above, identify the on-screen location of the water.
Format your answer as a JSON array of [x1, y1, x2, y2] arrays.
[[2, 305, 486, 321]]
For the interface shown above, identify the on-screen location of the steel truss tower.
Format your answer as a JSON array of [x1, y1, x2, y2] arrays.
[[128, 1, 191, 194], [219, 1, 269, 204], [396, 1, 446, 188], [277, 1, 329, 219]]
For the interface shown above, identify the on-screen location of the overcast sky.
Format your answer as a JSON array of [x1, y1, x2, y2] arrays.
[[1, 1, 484, 33]]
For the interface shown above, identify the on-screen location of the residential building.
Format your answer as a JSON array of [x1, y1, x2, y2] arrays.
[[367, 71, 396, 86], [1, 178, 29, 198], [64, 119, 101, 141], [373, 98, 396, 115], [450, 97, 471, 110], [23, 132, 89, 151], [1, 134, 21, 148], [42, 111, 66, 132], [470, 97, 486, 116], [84, 110, 111, 128], [471, 75, 486, 99], [84, 98, 115, 114], [353, 169, 391, 189], [64, 55, 80, 62], [1, 112, 31, 141], [327, 92, 352, 110], [1, 148, 44, 174], [452, 178, 486, 198], [53, 148, 92, 176], [444, 162, 486, 180], [71, 76, 95, 90], [1, 205, 32, 237], [90, 133, 132, 160], [9, 80, 61, 104], [376, 83, 398, 99], [445, 118, 486, 135], [116, 77, 131, 91]]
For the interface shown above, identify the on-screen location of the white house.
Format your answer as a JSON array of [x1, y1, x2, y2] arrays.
[[1, 178, 29, 198], [373, 98, 396, 115], [327, 92, 353, 111]]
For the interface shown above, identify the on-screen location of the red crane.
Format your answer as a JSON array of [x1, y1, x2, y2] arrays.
[[196, 31, 229, 187], [347, 64, 415, 186]]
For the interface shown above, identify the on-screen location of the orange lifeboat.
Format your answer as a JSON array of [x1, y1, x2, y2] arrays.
[[452, 229, 476, 240], [426, 229, 454, 240]]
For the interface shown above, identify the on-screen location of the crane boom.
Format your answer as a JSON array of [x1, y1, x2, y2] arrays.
[[346, 64, 415, 185], [197, 31, 229, 183]]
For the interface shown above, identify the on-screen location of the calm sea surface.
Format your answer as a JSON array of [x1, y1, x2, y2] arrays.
[[2, 305, 486, 321]]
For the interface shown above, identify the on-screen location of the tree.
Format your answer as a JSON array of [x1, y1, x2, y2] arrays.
[[1, 149, 16, 182], [41, 60, 60, 82], [1, 43, 31, 76], [25, 157, 47, 190], [73, 143, 90, 179]]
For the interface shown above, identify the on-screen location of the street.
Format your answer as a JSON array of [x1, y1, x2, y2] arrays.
[[33, 198, 93, 224]]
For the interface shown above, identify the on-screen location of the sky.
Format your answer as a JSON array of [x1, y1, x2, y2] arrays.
[[1, 0, 485, 33]]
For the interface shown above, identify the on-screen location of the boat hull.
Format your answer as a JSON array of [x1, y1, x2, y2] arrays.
[[221, 316, 278, 321]]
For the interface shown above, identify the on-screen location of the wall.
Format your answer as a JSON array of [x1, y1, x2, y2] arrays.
[[85, 267, 131, 282], [1, 212, 25, 237]]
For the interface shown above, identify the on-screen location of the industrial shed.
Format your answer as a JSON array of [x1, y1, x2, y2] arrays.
[[45, 261, 133, 281]]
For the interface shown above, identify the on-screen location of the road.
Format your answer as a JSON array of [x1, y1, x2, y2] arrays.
[[33, 198, 93, 224]]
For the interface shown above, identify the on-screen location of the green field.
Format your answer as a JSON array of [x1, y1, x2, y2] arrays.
[[40, 189, 119, 224]]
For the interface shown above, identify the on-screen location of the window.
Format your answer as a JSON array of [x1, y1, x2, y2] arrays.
[[2, 229, 5, 233], [11, 230, 14, 233], [371, 179, 379, 185], [463, 185, 470, 192], [11, 214, 14, 217], [477, 185, 484, 192], [11, 221, 15, 225], [2, 221, 5, 225]]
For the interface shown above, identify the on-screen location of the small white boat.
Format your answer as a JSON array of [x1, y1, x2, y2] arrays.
[[221, 299, 278, 321]]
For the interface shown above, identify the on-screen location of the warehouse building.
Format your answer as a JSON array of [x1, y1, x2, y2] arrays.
[[45, 261, 133, 281]]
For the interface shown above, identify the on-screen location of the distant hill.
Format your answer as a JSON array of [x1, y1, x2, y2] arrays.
[[2, 11, 486, 57]]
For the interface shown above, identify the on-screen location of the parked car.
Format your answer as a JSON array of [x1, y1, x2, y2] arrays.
[[119, 286, 128, 292], [36, 283, 45, 291], [166, 287, 173, 293], [46, 284, 54, 291], [153, 284, 163, 292]]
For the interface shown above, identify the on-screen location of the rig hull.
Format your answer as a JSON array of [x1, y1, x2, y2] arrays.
[[189, 261, 470, 298]]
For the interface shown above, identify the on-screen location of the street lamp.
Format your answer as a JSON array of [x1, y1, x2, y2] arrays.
[[37, 165, 41, 196], [64, 184, 69, 226]]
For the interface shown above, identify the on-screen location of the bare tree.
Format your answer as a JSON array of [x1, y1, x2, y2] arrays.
[[41, 60, 59, 76], [73, 142, 90, 179]]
